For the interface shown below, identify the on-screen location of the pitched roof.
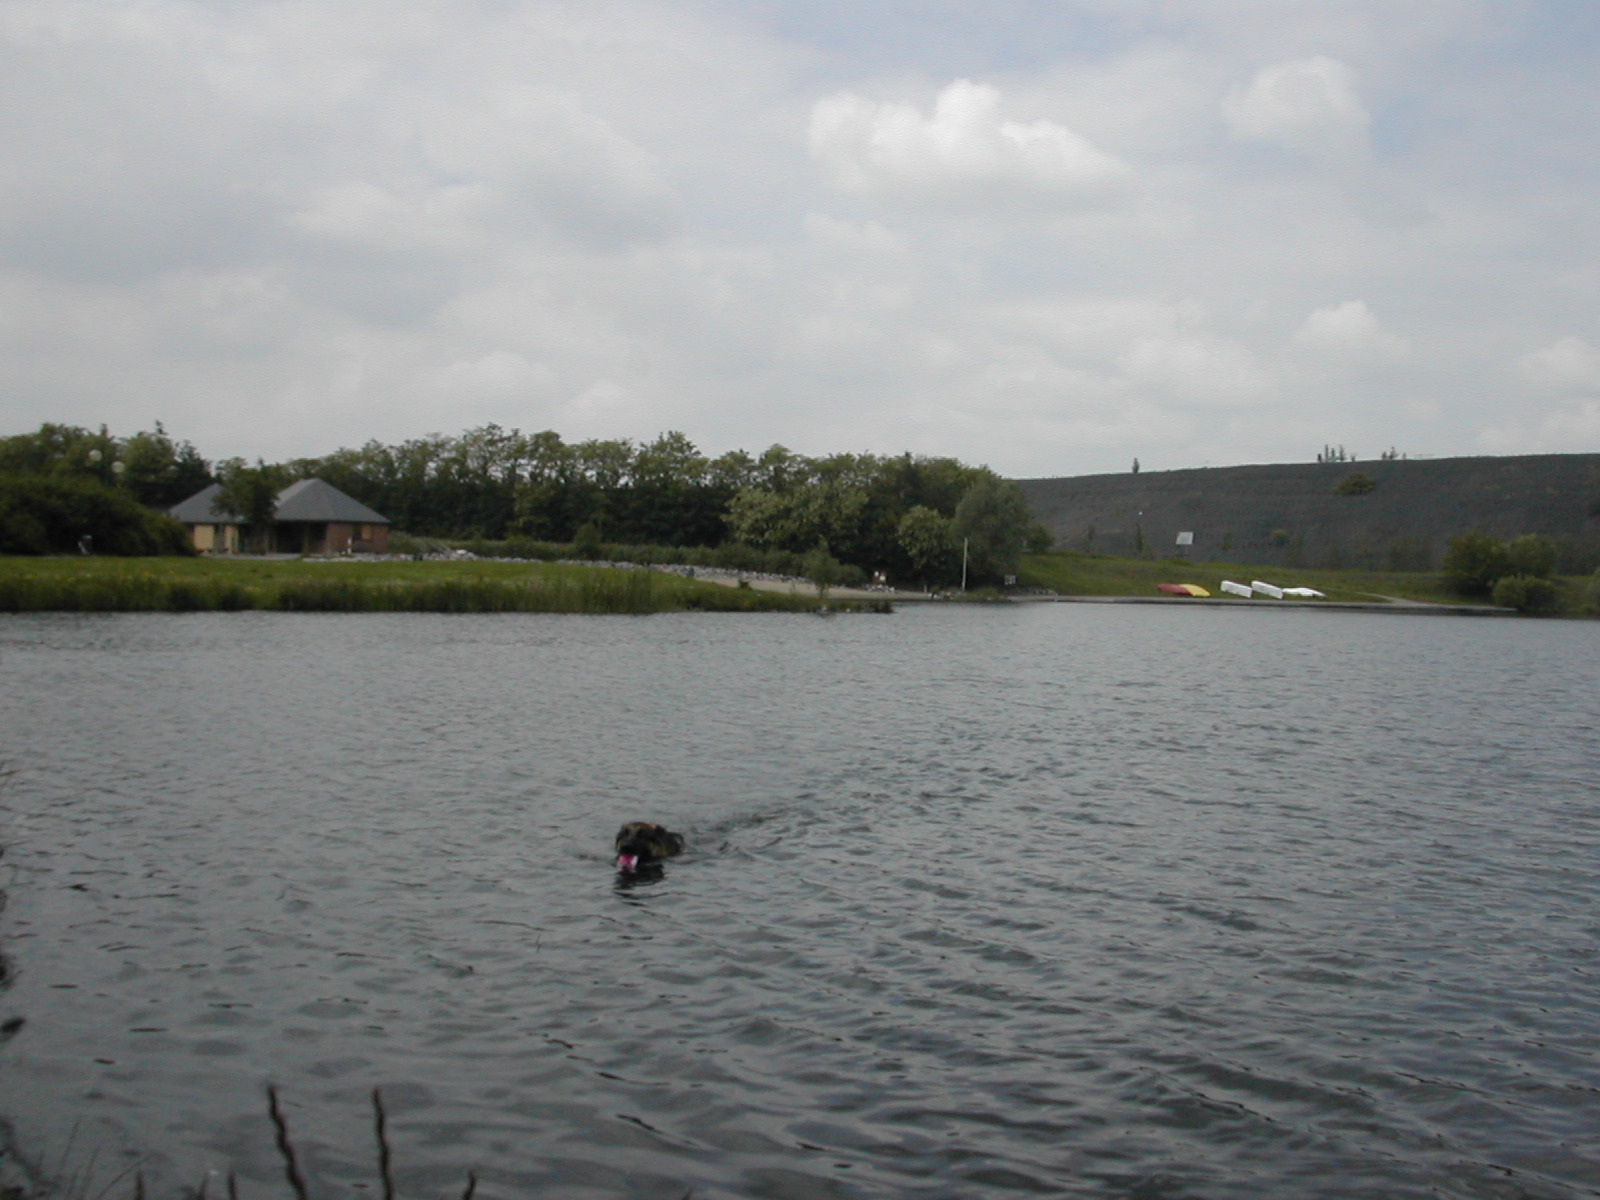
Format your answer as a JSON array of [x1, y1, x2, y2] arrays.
[[168, 482, 232, 523], [273, 478, 390, 524], [168, 479, 390, 525]]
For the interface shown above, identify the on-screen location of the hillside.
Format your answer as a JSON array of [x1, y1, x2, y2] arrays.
[[1015, 454, 1600, 571]]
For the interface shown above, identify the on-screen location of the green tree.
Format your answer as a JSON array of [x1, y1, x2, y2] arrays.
[[0, 475, 193, 555], [753, 444, 808, 491], [119, 423, 212, 507], [0, 421, 204, 499], [802, 540, 845, 599], [897, 505, 959, 588], [214, 459, 291, 552], [1505, 533, 1557, 579], [725, 480, 870, 557], [0, 423, 115, 482], [951, 475, 1032, 583], [622, 431, 721, 545], [1442, 531, 1511, 596], [1333, 472, 1376, 495]]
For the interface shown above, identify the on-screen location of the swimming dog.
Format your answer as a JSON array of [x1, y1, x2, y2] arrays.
[[614, 822, 685, 873]]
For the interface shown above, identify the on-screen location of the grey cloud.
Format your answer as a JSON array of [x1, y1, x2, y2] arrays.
[[0, 29, 287, 282], [3, 1, 1599, 476]]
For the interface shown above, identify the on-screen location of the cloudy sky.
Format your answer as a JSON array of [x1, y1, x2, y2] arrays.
[[4, 0, 1600, 477]]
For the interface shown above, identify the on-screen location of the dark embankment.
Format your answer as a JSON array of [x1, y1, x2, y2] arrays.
[[1016, 453, 1600, 571]]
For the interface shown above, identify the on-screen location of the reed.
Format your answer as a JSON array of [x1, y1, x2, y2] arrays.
[[0, 559, 827, 615]]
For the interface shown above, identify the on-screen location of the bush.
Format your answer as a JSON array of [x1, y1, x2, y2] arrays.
[[0, 475, 194, 556], [1505, 533, 1557, 579], [1583, 569, 1600, 616], [1444, 530, 1561, 599], [1334, 472, 1376, 495], [802, 542, 845, 596], [1442, 531, 1510, 596], [1491, 573, 1561, 613], [572, 523, 604, 560]]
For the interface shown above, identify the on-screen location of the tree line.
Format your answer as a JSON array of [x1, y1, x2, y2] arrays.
[[0, 422, 1048, 584]]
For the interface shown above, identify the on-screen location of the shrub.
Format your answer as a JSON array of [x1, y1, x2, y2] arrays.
[[802, 541, 845, 596], [1444, 530, 1561, 598], [1491, 573, 1561, 613], [572, 523, 604, 560], [1583, 569, 1600, 616], [0, 475, 193, 556], [1505, 533, 1557, 579], [1442, 531, 1510, 596], [1334, 472, 1376, 495]]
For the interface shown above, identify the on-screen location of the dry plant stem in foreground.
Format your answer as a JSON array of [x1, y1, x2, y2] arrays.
[[372, 1090, 394, 1200], [265, 1088, 309, 1200], [262, 1087, 481, 1200]]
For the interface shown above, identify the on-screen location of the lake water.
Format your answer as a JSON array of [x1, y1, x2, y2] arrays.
[[0, 604, 1597, 1199]]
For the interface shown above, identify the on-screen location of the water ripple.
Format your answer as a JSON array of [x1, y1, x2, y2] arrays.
[[0, 608, 1597, 1198]]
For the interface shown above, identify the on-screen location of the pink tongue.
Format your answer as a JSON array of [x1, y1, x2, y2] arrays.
[[616, 854, 640, 872]]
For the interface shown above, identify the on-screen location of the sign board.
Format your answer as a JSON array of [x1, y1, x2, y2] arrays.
[[1175, 531, 1194, 546]]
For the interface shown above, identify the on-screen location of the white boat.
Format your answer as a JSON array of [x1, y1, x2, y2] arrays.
[[1251, 580, 1285, 599]]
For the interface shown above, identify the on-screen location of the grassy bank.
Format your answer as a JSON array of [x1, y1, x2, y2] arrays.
[[0, 557, 837, 615], [1019, 551, 1460, 603], [1019, 550, 1598, 613]]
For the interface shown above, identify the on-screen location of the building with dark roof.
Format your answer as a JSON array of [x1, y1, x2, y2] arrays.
[[169, 479, 391, 554]]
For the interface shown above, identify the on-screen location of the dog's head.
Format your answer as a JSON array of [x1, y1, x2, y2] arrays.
[[614, 822, 684, 873]]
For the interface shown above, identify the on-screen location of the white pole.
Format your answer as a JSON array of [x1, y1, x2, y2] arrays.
[[961, 538, 969, 592]]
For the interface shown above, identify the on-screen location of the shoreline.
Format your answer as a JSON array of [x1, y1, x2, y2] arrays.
[[1025, 594, 1515, 615], [675, 568, 1515, 616], [0, 556, 1524, 617]]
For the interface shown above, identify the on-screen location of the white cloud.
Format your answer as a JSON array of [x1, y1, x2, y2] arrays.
[[1292, 300, 1408, 360], [808, 79, 1131, 210], [1223, 56, 1371, 156], [1518, 336, 1600, 393]]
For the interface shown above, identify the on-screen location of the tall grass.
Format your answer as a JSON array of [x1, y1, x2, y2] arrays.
[[269, 568, 663, 614], [0, 559, 830, 614], [0, 574, 255, 613]]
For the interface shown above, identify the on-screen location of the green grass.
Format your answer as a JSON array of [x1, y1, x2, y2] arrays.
[[0, 557, 834, 615], [1021, 552, 1477, 605]]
